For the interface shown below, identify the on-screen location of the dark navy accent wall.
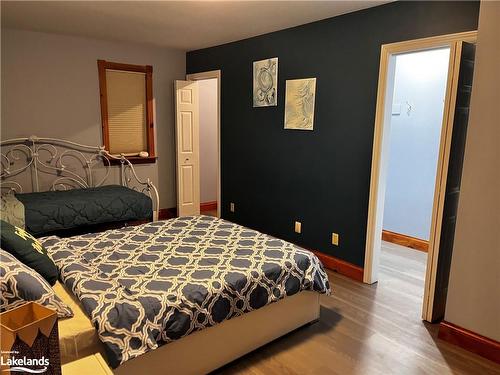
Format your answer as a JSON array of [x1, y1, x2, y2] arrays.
[[186, 1, 479, 267]]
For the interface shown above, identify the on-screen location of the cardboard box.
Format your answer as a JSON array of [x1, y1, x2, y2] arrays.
[[1, 302, 61, 375]]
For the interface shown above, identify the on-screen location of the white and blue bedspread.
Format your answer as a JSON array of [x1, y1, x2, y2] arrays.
[[41, 216, 330, 368]]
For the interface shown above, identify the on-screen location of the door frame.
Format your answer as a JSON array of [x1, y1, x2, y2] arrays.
[[363, 31, 477, 321], [186, 70, 222, 218]]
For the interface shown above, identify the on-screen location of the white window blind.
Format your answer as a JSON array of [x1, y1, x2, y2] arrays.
[[106, 69, 147, 154]]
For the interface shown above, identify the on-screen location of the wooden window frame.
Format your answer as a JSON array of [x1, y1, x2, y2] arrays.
[[97, 59, 156, 164]]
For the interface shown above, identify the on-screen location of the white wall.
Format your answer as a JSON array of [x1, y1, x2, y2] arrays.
[[1, 28, 185, 209], [198, 78, 218, 204], [383, 48, 450, 240], [444, 2, 500, 342]]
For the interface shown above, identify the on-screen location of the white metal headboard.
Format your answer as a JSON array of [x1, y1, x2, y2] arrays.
[[0, 136, 159, 221]]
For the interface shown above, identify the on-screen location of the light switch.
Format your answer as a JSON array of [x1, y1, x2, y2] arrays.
[[230, 203, 235, 212], [294, 221, 302, 234]]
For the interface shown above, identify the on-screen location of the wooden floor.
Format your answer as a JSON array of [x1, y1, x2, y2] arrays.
[[215, 241, 500, 374]]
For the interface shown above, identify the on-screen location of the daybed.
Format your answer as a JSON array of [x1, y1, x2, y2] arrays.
[[0, 136, 159, 236]]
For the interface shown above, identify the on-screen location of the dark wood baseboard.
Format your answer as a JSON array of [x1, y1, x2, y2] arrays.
[[382, 229, 429, 252], [158, 207, 177, 220], [311, 250, 364, 282], [200, 201, 217, 211], [438, 321, 500, 364]]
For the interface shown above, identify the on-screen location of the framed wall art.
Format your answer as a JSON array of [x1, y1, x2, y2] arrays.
[[284, 78, 316, 130], [253, 57, 278, 107]]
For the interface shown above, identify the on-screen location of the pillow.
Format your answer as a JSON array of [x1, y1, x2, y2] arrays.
[[0, 220, 58, 285], [0, 250, 73, 318], [1, 194, 25, 228]]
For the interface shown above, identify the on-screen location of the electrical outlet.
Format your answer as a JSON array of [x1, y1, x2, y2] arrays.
[[294, 221, 302, 234], [230, 202, 235, 212], [331, 233, 339, 246]]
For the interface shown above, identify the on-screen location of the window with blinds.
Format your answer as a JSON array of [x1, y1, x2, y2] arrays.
[[106, 70, 147, 154], [98, 60, 155, 163]]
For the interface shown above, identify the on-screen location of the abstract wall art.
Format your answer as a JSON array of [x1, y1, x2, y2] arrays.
[[253, 57, 278, 107], [284, 78, 316, 130]]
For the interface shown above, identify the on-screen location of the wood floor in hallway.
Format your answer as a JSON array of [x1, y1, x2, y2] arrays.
[[215, 241, 500, 375]]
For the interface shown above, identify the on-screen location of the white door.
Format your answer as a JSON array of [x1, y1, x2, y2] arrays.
[[175, 80, 200, 217]]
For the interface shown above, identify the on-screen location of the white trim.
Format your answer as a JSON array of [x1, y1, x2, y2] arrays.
[[186, 70, 222, 218], [363, 31, 477, 322], [422, 42, 465, 322]]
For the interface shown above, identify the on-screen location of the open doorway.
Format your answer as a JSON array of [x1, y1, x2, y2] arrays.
[[364, 31, 477, 322], [197, 78, 218, 217], [175, 70, 221, 218], [379, 47, 451, 310]]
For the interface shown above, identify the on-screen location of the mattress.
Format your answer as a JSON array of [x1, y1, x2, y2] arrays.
[[53, 282, 104, 364], [16, 185, 152, 236]]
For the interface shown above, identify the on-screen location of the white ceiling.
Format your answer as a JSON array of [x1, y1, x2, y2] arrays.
[[1, 1, 389, 51]]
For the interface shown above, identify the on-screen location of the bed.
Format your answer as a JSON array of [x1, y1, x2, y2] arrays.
[[41, 215, 330, 374], [0, 136, 159, 236], [1, 136, 330, 373]]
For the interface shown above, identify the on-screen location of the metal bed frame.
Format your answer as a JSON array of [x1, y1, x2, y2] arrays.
[[0, 136, 159, 220]]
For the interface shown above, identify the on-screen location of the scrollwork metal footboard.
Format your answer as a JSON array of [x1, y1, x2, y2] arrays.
[[0, 136, 159, 221]]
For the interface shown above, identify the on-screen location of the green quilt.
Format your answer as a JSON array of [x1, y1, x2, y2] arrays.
[[15, 185, 152, 236]]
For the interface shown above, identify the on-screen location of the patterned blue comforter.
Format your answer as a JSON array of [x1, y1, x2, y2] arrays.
[[41, 216, 330, 368]]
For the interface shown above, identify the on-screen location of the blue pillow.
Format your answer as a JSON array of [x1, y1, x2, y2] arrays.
[[0, 250, 73, 318]]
